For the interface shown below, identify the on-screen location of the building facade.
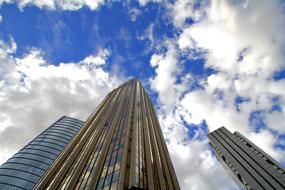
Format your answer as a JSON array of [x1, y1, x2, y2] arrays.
[[34, 79, 180, 190], [0, 116, 84, 190], [208, 127, 285, 190]]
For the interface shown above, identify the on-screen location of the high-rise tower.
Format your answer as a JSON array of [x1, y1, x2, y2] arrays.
[[34, 79, 180, 190], [208, 127, 285, 190], [0, 116, 84, 190]]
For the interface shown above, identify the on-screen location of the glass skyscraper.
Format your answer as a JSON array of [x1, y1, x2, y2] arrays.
[[34, 79, 180, 190], [0, 116, 84, 190], [208, 127, 285, 190]]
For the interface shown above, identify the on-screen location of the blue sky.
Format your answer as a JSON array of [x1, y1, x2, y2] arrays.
[[0, 2, 174, 77], [0, 1, 285, 189]]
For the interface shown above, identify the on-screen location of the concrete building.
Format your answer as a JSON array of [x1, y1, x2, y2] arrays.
[[0, 116, 84, 190], [208, 127, 285, 190], [34, 79, 180, 190]]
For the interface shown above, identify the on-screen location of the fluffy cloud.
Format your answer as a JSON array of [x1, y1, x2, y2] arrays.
[[156, 108, 239, 190], [247, 130, 283, 160], [265, 110, 285, 133], [0, 1, 284, 190], [149, 43, 239, 189], [0, 0, 105, 10], [169, 0, 208, 27], [149, 0, 285, 189], [176, 0, 285, 134], [137, 0, 162, 7], [149, 42, 192, 111], [148, 40, 239, 189], [149, 43, 179, 110], [0, 39, 124, 165]]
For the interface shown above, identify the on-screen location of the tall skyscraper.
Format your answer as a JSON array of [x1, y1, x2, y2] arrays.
[[34, 79, 180, 190], [0, 116, 84, 190], [208, 127, 285, 190]]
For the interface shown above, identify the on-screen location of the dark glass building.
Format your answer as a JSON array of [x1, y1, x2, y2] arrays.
[[34, 79, 180, 190], [208, 127, 285, 190], [0, 116, 84, 190]]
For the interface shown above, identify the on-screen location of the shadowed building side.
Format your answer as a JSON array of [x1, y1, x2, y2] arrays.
[[0, 116, 84, 190], [34, 79, 180, 190], [208, 127, 285, 190]]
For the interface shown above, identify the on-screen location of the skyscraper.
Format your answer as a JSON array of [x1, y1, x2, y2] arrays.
[[0, 116, 84, 190], [34, 79, 180, 190], [208, 127, 285, 190]]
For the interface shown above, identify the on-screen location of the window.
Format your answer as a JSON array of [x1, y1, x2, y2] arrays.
[[97, 177, 104, 189], [112, 171, 119, 182]]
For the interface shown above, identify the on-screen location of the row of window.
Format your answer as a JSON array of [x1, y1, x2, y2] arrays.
[[58, 121, 107, 189], [138, 87, 176, 189], [133, 85, 147, 189], [59, 117, 84, 127], [97, 82, 135, 190], [233, 132, 285, 187], [75, 122, 113, 189], [96, 84, 133, 190], [145, 90, 170, 190], [0, 117, 84, 190], [58, 86, 127, 190]]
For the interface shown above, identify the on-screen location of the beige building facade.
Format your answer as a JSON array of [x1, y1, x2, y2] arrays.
[[34, 79, 180, 190]]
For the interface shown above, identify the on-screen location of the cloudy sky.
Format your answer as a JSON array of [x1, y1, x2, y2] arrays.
[[0, 0, 285, 189]]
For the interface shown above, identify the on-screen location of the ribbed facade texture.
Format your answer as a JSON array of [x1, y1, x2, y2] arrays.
[[34, 79, 180, 190], [208, 127, 285, 190], [0, 116, 84, 190]]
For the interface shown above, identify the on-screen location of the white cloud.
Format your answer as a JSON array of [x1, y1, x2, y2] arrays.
[[175, 0, 285, 134], [169, 0, 208, 27], [148, 0, 285, 189], [158, 109, 239, 190], [55, 0, 104, 10], [149, 43, 178, 110], [0, 39, 124, 165], [128, 7, 141, 22], [178, 0, 285, 76], [149, 53, 163, 67], [137, 0, 162, 7], [265, 110, 285, 133], [0, 0, 12, 6], [0, 0, 105, 10], [0, 1, 284, 189], [18, 0, 56, 9], [148, 43, 240, 188], [82, 49, 110, 66], [247, 129, 283, 160], [180, 90, 247, 132], [149, 42, 190, 112]]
